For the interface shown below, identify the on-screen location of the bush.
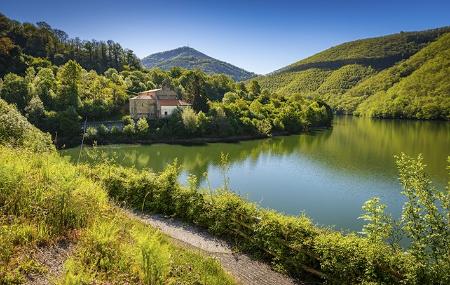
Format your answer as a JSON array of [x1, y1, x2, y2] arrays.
[[85, 127, 98, 140], [181, 107, 198, 135], [110, 126, 121, 135], [0, 98, 54, 152], [97, 124, 109, 137], [138, 232, 171, 285], [84, 157, 444, 284], [136, 118, 149, 136], [123, 122, 135, 136], [122, 115, 133, 126]]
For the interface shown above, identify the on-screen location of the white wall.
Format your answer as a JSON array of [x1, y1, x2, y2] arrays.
[[160, 106, 178, 118]]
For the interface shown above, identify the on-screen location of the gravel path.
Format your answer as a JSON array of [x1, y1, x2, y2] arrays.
[[132, 212, 301, 285]]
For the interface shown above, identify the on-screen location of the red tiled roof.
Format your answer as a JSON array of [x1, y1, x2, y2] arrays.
[[159, 99, 191, 106], [132, 92, 156, 99]]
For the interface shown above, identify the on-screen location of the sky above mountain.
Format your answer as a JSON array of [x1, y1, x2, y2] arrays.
[[2, 0, 449, 74]]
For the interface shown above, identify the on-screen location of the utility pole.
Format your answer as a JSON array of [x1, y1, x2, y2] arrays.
[[77, 117, 88, 165]]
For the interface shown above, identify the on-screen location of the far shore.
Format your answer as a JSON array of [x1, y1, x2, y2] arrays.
[[59, 127, 331, 150]]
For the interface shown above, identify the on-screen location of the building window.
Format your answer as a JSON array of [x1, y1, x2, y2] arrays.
[[164, 111, 168, 116]]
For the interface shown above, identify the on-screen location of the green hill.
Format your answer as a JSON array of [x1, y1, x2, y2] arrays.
[[0, 13, 141, 77], [141, 46, 256, 81], [354, 35, 450, 119], [256, 27, 450, 120]]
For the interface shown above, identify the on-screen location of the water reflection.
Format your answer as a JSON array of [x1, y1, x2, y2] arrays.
[[62, 116, 449, 231]]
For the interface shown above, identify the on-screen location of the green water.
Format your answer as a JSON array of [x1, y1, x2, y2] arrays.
[[62, 116, 449, 232]]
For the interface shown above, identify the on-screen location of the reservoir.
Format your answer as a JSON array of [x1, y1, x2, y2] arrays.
[[62, 116, 449, 232]]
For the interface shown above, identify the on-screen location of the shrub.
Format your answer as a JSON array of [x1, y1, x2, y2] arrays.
[[86, 158, 436, 284], [85, 127, 98, 140], [123, 122, 136, 136], [97, 124, 109, 137], [181, 107, 198, 135], [122, 115, 133, 126], [0, 98, 54, 152], [136, 118, 149, 136], [110, 125, 121, 135]]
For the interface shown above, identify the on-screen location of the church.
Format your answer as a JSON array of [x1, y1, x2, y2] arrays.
[[129, 86, 191, 119]]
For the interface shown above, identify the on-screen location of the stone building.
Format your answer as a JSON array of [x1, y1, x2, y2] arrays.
[[129, 87, 191, 119]]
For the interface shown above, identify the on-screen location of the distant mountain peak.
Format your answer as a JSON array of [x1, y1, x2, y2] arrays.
[[141, 47, 256, 81]]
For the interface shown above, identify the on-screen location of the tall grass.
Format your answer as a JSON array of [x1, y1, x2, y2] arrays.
[[61, 209, 235, 285], [84, 153, 450, 284], [0, 146, 235, 284], [0, 146, 107, 282]]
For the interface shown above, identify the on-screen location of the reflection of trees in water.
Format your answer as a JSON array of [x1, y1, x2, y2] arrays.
[[70, 116, 448, 186], [295, 116, 449, 184]]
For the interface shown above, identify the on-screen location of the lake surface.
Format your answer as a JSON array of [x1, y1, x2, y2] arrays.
[[62, 116, 449, 232]]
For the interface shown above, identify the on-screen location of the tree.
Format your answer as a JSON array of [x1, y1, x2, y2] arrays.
[[122, 115, 133, 126], [359, 197, 394, 243], [24, 95, 45, 126], [179, 70, 208, 112], [222, 92, 239, 105], [97, 124, 109, 137], [0, 73, 30, 111], [34, 67, 56, 109], [248, 80, 261, 97], [361, 154, 450, 279], [57, 60, 82, 109], [181, 107, 198, 134], [136, 117, 149, 136]]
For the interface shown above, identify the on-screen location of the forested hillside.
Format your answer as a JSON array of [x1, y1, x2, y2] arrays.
[[141, 46, 256, 81], [352, 33, 450, 119], [256, 27, 450, 120], [0, 13, 141, 77]]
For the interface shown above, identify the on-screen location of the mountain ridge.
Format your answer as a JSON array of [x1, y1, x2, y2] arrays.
[[141, 46, 256, 81], [254, 26, 450, 120]]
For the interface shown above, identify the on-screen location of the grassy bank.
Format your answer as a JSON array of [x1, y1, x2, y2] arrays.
[[80, 152, 450, 284], [0, 147, 235, 284], [0, 98, 235, 284]]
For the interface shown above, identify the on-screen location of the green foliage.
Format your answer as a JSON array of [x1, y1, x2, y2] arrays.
[[0, 13, 141, 76], [123, 122, 136, 135], [0, 98, 54, 151], [136, 118, 149, 136], [97, 124, 109, 137], [359, 197, 393, 243], [86, 157, 444, 284], [138, 232, 171, 285], [280, 26, 450, 73], [62, 210, 235, 285], [141, 46, 255, 81], [181, 107, 199, 134], [256, 29, 450, 120], [85, 127, 98, 140], [0, 103, 234, 284], [0, 147, 108, 282], [361, 153, 450, 282], [354, 34, 450, 119], [0, 73, 30, 110], [0, 124, 234, 284], [122, 115, 134, 126]]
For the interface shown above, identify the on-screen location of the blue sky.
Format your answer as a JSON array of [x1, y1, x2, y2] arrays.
[[1, 0, 449, 74]]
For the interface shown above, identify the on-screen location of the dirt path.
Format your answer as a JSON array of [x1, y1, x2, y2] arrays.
[[26, 239, 74, 285], [132, 212, 301, 285]]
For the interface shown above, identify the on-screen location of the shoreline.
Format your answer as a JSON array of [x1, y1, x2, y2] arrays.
[[58, 127, 331, 150]]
